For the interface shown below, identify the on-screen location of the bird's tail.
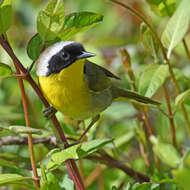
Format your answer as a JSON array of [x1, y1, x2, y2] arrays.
[[111, 86, 160, 105]]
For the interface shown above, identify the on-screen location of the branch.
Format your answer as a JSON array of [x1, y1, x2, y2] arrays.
[[183, 38, 190, 62], [4, 34, 40, 188], [163, 84, 177, 147], [87, 153, 150, 183], [0, 136, 57, 146], [17, 74, 40, 188]]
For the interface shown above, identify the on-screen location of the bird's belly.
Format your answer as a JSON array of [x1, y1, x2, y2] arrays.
[[39, 76, 112, 120]]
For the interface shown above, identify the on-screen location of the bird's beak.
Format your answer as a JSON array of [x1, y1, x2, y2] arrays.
[[77, 51, 96, 59]]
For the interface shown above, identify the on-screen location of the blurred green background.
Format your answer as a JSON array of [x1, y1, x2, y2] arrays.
[[1, 0, 190, 189]]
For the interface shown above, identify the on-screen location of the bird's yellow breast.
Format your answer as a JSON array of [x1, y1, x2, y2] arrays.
[[38, 59, 93, 119]]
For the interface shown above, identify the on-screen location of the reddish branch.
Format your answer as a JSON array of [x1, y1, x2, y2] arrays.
[[4, 33, 40, 189], [163, 84, 177, 147], [87, 152, 150, 183], [0, 36, 85, 190], [183, 39, 190, 62], [16, 70, 40, 188]]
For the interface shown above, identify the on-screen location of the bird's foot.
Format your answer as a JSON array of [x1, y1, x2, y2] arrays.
[[43, 106, 57, 119]]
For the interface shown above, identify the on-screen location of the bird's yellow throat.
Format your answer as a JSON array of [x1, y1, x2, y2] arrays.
[[38, 59, 93, 119]]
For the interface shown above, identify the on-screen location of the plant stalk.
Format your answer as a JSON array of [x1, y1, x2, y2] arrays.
[[163, 84, 177, 147], [13, 62, 40, 188], [87, 152, 150, 183], [183, 38, 190, 62]]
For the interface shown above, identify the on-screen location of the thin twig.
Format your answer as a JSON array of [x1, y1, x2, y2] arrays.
[[87, 153, 150, 183], [183, 38, 190, 62], [0, 136, 57, 146], [8, 41, 40, 188], [163, 84, 177, 148], [18, 80, 40, 188]]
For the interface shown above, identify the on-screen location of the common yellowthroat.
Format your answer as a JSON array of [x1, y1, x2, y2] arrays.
[[36, 41, 159, 141]]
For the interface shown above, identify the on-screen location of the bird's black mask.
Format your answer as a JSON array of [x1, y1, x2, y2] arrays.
[[47, 42, 95, 76]]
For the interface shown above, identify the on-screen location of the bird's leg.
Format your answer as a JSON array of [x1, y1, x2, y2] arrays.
[[70, 115, 100, 146], [43, 106, 57, 119]]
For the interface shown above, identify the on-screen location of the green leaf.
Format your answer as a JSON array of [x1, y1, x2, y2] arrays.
[[146, 0, 177, 17], [40, 172, 62, 190], [37, 0, 65, 41], [161, 0, 190, 59], [140, 23, 160, 60], [114, 131, 134, 148], [0, 0, 13, 35], [59, 12, 103, 40], [172, 167, 190, 190], [47, 138, 112, 170], [139, 64, 169, 97], [124, 182, 160, 190], [0, 63, 12, 78], [139, 64, 158, 96], [0, 152, 25, 161], [27, 33, 62, 60], [40, 164, 48, 184], [147, 0, 163, 5], [0, 174, 32, 186], [9, 125, 42, 135], [172, 149, 190, 190], [150, 136, 180, 168], [182, 149, 190, 168], [175, 89, 190, 108], [0, 159, 18, 169], [59, 175, 75, 190], [27, 33, 43, 60], [111, 186, 118, 190]]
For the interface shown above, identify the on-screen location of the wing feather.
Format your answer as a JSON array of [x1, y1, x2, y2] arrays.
[[84, 60, 119, 92]]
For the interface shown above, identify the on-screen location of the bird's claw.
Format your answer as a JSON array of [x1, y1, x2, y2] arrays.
[[43, 106, 57, 120]]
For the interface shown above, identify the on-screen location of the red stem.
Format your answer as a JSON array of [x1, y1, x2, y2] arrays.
[[0, 36, 85, 190], [163, 84, 177, 148], [183, 38, 190, 62], [14, 63, 40, 188]]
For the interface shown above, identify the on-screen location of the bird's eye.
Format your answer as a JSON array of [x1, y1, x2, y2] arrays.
[[60, 52, 70, 60]]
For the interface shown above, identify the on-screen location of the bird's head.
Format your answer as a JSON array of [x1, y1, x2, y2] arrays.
[[36, 41, 96, 76]]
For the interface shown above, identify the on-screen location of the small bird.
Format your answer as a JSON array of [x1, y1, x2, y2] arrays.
[[36, 41, 160, 142]]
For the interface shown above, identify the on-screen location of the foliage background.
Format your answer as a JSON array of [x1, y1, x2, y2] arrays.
[[0, 0, 190, 189]]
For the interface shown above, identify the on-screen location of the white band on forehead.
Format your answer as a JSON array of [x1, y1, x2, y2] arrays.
[[36, 41, 74, 76]]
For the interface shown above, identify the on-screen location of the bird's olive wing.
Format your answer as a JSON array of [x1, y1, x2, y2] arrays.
[[84, 60, 120, 92]]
